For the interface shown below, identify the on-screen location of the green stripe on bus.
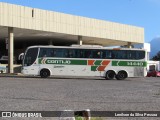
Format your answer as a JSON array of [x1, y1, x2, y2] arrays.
[[94, 60, 102, 65], [39, 58, 87, 65], [91, 66, 98, 71], [112, 61, 147, 67], [70, 60, 87, 65]]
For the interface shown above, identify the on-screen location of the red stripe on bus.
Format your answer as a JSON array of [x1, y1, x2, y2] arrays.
[[101, 60, 110, 65], [88, 60, 95, 65], [97, 66, 106, 71]]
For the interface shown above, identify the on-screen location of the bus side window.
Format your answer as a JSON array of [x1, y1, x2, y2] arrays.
[[74, 49, 83, 58], [50, 49, 56, 57], [79, 50, 84, 58], [127, 51, 136, 60], [58, 49, 65, 57], [68, 50, 74, 58], [118, 51, 126, 59], [40, 49, 47, 57], [102, 51, 106, 59], [112, 51, 122, 59], [64, 49, 68, 58], [64, 49, 73, 58], [111, 51, 115, 59], [111, 53, 115, 59], [136, 51, 145, 59], [93, 50, 101, 59], [74, 49, 78, 58], [84, 50, 92, 58], [104, 50, 111, 59]]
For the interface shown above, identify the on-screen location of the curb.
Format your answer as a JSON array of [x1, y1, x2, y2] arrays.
[[0, 73, 24, 76]]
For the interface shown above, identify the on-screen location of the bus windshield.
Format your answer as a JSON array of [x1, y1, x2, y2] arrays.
[[23, 48, 38, 66]]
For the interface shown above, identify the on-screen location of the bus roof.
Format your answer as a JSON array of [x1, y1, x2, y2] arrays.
[[26, 45, 146, 51]]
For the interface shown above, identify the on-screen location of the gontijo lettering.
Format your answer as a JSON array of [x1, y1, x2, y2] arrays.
[[46, 59, 71, 64]]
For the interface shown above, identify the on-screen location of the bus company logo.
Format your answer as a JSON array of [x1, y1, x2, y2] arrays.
[[46, 59, 71, 65], [2, 112, 11, 117]]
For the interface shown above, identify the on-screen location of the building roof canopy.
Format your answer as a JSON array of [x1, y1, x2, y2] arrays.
[[0, 2, 144, 46]]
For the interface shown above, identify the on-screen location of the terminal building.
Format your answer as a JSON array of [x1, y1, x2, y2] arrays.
[[0, 2, 144, 73]]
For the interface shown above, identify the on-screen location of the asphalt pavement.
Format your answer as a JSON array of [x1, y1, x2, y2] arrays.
[[0, 76, 160, 120]]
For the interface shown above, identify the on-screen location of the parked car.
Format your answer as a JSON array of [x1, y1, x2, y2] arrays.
[[147, 70, 160, 77], [0, 56, 16, 64], [0, 56, 8, 64]]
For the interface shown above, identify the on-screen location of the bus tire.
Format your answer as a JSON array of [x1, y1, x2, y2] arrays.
[[105, 70, 115, 80], [116, 71, 127, 80], [40, 69, 50, 78]]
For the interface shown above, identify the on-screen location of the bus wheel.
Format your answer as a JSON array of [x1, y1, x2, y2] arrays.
[[105, 70, 115, 80], [40, 69, 50, 78], [116, 71, 127, 80]]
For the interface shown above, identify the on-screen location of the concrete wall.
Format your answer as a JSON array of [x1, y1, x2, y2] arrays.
[[0, 2, 144, 43]]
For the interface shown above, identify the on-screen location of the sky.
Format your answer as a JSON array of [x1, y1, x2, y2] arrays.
[[0, 0, 160, 42]]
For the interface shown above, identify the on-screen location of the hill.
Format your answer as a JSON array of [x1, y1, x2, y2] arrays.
[[150, 37, 160, 59]]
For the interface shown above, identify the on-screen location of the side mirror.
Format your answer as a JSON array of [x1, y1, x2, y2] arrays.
[[18, 53, 24, 64], [19, 53, 24, 61]]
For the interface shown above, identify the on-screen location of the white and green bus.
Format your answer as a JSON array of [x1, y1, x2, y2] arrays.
[[21, 45, 147, 80]]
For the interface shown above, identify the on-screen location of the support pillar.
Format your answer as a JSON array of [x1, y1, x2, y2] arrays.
[[8, 27, 14, 73], [78, 36, 83, 45], [127, 42, 132, 48]]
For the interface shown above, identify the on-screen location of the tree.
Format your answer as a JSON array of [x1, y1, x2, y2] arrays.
[[152, 51, 160, 60]]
